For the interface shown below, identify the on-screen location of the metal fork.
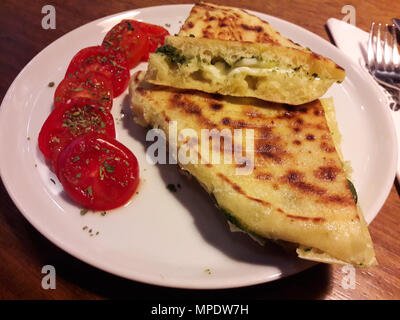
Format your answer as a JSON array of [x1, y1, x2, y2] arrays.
[[367, 22, 400, 111]]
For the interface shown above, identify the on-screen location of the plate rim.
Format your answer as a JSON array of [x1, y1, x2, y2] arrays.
[[0, 4, 397, 289]]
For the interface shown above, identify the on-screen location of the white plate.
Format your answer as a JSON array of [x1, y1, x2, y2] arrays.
[[0, 5, 397, 289]]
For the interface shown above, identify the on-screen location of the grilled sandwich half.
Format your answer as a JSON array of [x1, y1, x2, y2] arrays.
[[145, 35, 345, 105], [130, 71, 376, 267]]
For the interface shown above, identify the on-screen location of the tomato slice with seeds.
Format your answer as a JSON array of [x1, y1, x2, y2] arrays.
[[56, 134, 140, 210], [38, 98, 115, 169], [65, 46, 129, 97], [54, 71, 113, 110], [140, 22, 169, 60], [102, 20, 149, 69]]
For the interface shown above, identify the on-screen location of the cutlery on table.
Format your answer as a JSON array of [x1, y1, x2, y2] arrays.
[[393, 18, 400, 33], [366, 22, 400, 111], [326, 18, 400, 180]]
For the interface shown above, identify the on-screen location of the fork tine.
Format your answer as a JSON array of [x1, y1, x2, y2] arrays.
[[393, 25, 400, 72], [367, 22, 376, 70], [376, 23, 383, 69], [384, 24, 392, 71], [367, 22, 400, 92]]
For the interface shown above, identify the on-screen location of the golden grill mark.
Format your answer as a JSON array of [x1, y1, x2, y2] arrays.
[[320, 142, 335, 153], [306, 134, 315, 141], [245, 110, 264, 119], [282, 170, 304, 183], [236, 158, 251, 168], [277, 207, 326, 223], [280, 171, 354, 206], [182, 102, 200, 114], [317, 194, 355, 207], [286, 214, 326, 223], [314, 166, 340, 181], [280, 171, 326, 195], [240, 24, 263, 32], [291, 181, 326, 195], [222, 117, 230, 125], [256, 126, 285, 163], [203, 29, 214, 38], [217, 173, 271, 207], [259, 126, 280, 141], [210, 103, 223, 110], [276, 105, 328, 133], [314, 109, 324, 116], [326, 195, 345, 203], [232, 120, 248, 128], [316, 123, 329, 131], [257, 34, 274, 43], [169, 94, 218, 129], [279, 111, 295, 120], [256, 143, 285, 163], [293, 140, 301, 145], [220, 116, 250, 128]]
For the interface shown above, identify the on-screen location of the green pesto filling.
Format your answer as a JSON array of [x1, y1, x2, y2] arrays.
[[155, 45, 319, 79], [156, 45, 188, 64], [347, 179, 358, 204], [210, 193, 264, 239]]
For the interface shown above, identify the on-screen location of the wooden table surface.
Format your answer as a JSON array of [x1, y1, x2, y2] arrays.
[[1, 0, 400, 300]]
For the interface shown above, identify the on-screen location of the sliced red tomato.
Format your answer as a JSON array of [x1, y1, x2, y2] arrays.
[[65, 46, 129, 97], [54, 71, 113, 110], [140, 23, 169, 60], [38, 98, 115, 169], [102, 20, 149, 69], [56, 134, 140, 210]]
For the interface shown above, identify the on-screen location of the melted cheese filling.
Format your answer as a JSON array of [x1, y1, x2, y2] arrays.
[[186, 57, 319, 83]]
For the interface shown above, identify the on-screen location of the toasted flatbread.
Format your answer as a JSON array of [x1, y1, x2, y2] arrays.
[[130, 71, 376, 267], [179, 1, 305, 50], [145, 35, 345, 105]]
